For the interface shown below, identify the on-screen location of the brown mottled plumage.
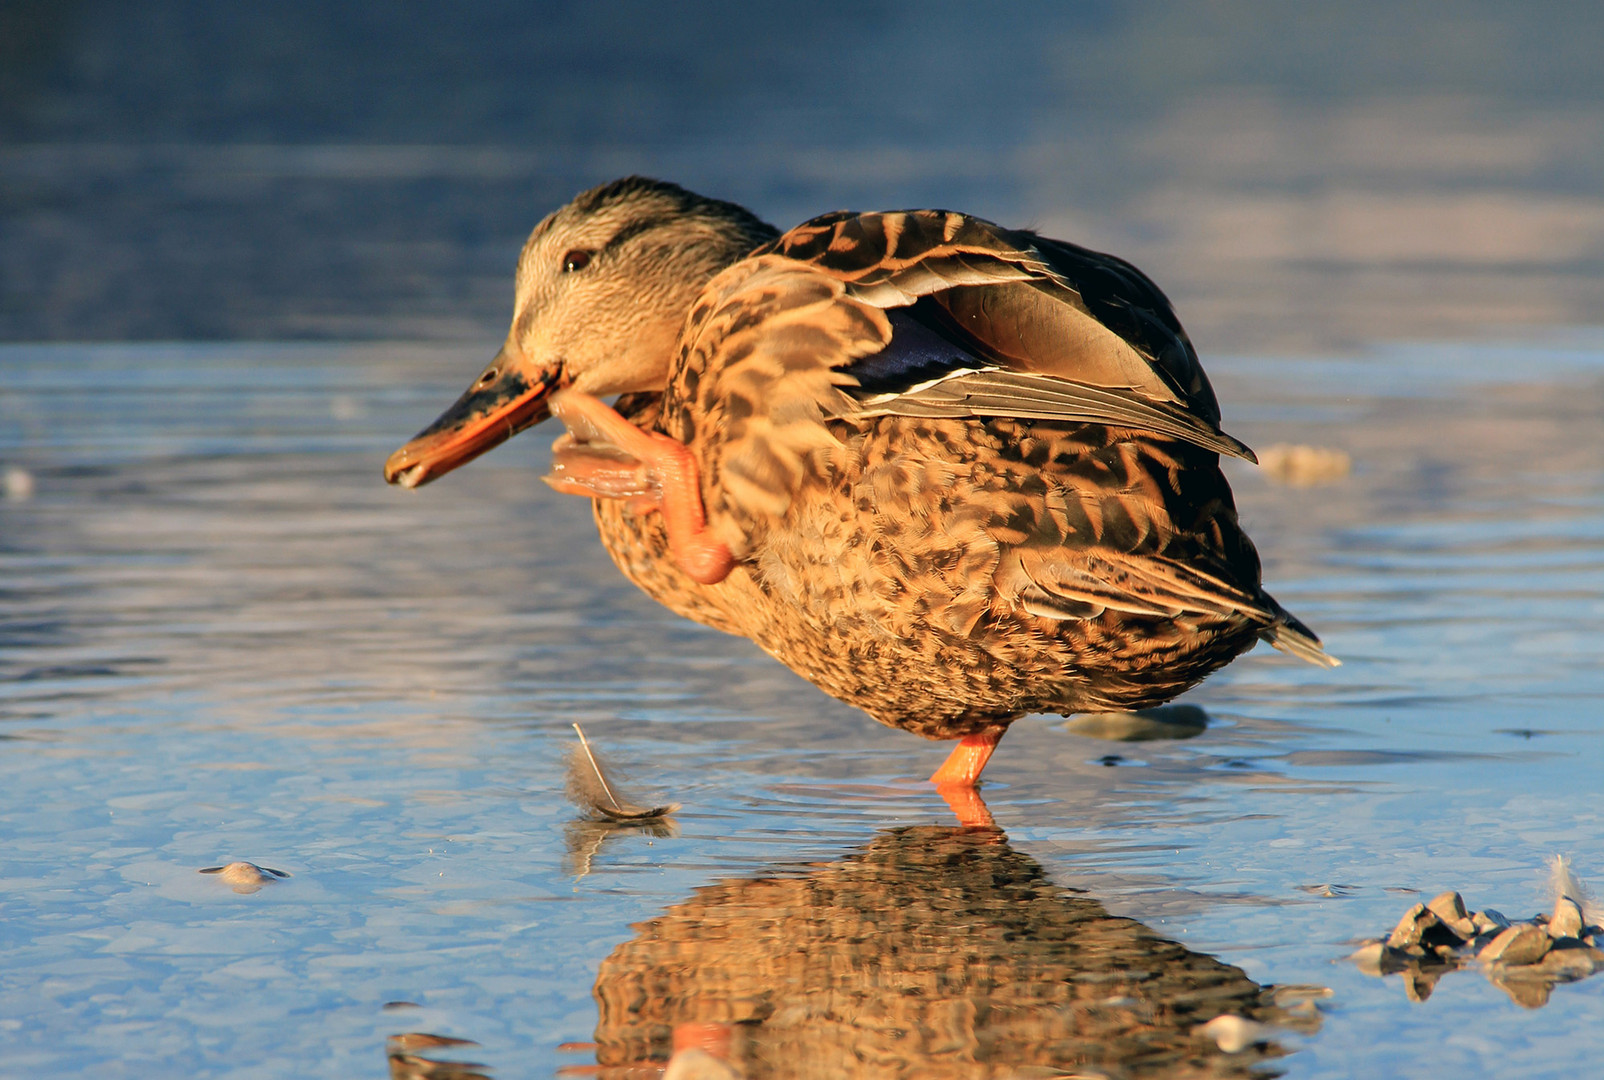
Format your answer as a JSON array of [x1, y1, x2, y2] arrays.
[[385, 177, 1336, 779]]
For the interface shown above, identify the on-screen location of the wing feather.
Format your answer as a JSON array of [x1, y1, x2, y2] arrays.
[[1006, 548, 1266, 622], [1000, 548, 1340, 668], [843, 369, 1254, 461], [763, 209, 1253, 460]]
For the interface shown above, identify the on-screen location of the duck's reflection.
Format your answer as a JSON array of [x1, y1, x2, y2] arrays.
[[587, 825, 1323, 1078]]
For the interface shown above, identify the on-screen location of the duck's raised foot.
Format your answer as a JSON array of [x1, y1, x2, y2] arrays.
[[546, 390, 734, 585]]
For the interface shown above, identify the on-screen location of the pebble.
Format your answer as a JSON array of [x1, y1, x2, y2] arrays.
[[1386, 903, 1461, 951], [1348, 941, 1389, 976], [1061, 704, 1209, 742], [1480, 924, 1552, 967], [1385, 904, 1429, 948], [199, 861, 289, 894], [1195, 1014, 1270, 1054], [1473, 908, 1510, 935], [1299, 883, 1356, 898], [1353, 879, 1604, 1007], [1548, 896, 1585, 940], [2, 467, 34, 500], [1425, 891, 1477, 940], [386, 1034, 478, 1052]]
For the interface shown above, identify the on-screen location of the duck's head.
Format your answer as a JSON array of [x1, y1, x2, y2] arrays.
[[385, 177, 777, 488]]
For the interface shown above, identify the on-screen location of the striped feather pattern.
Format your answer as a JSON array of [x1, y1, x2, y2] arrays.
[[755, 210, 1252, 459], [660, 255, 888, 557]]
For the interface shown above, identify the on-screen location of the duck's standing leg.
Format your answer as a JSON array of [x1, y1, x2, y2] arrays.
[[546, 390, 734, 585], [929, 726, 1006, 827], [929, 727, 1005, 786]]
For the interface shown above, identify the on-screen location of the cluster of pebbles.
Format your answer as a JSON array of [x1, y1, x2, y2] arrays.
[[1350, 888, 1604, 1006]]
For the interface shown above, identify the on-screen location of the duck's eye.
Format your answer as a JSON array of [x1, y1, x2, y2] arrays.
[[561, 249, 593, 273]]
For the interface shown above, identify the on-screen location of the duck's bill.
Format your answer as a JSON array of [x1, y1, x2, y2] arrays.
[[383, 358, 560, 488]]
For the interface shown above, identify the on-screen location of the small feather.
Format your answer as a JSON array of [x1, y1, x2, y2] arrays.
[[564, 723, 680, 821]]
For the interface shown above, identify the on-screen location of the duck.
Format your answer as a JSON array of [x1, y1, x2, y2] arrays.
[[384, 176, 1336, 805]]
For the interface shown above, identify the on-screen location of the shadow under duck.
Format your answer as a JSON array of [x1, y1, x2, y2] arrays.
[[385, 177, 1337, 793]]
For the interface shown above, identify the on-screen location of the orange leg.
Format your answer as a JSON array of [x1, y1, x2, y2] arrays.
[[935, 784, 996, 828], [672, 1022, 734, 1059], [930, 727, 1004, 786], [931, 728, 1005, 827], [548, 391, 734, 585]]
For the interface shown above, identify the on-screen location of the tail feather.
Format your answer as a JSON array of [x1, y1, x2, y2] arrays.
[[1258, 597, 1341, 668]]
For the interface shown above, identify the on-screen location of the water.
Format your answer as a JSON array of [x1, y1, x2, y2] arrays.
[[1, 339, 1601, 1077]]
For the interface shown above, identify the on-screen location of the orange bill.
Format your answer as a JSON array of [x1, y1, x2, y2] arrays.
[[383, 349, 561, 488]]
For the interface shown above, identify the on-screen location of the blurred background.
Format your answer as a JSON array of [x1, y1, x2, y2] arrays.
[[5, 0, 1603, 352]]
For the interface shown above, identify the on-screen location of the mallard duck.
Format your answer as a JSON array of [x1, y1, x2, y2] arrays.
[[385, 177, 1336, 796]]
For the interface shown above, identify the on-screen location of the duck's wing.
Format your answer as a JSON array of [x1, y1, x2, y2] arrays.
[[761, 210, 1254, 462], [664, 210, 1247, 550], [663, 220, 1338, 668], [661, 254, 888, 556], [1000, 546, 1339, 667]]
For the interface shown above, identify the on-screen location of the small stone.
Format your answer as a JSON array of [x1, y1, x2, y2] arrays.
[[1348, 941, 1388, 976], [386, 1034, 479, 1052], [1533, 944, 1604, 979], [1298, 883, 1357, 898], [1549, 896, 1585, 940], [1386, 903, 1429, 948], [1472, 909, 1510, 935], [2, 467, 34, 500], [1480, 924, 1552, 967], [1386, 903, 1459, 949], [199, 861, 289, 894], [1195, 1014, 1269, 1054], [1425, 891, 1476, 940], [1063, 705, 1209, 742]]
